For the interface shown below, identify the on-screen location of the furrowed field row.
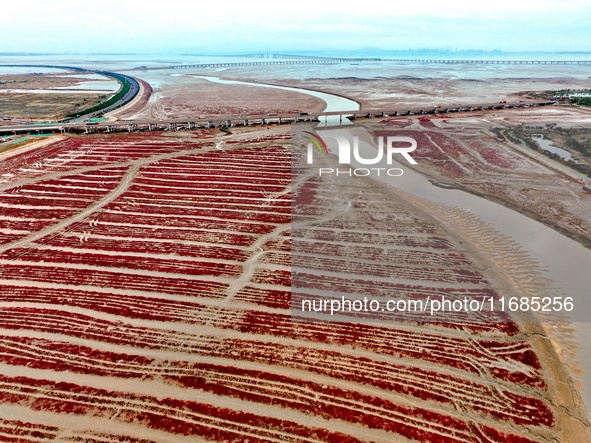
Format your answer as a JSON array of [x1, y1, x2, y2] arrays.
[[3, 250, 242, 278], [0, 264, 229, 298], [260, 252, 291, 267], [136, 173, 290, 186], [128, 184, 285, 199], [101, 205, 291, 227], [10, 184, 119, 196], [260, 267, 487, 289], [0, 202, 90, 212], [0, 284, 218, 323], [0, 285, 536, 378], [292, 294, 516, 335], [231, 312, 542, 387], [0, 328, 551, 429], [206, 339, 554, 427], [289, 271, 498, 297], [0, 375, 365, 443], [152, 159, 290, 171], [0, 233, 24, 246], [1, 302, 540, 398], [0, 195, 93, 207], [66, 224, 259, 246], [0, 286, 229, 325], [122, 191, 292, 206], [235, 286, 291, 309], [292, 243, 471, 266], [158, 157, 290, 168], [41, 236, 252, 261], [0, 337, 487, 443], [0, 218, 58, 232], [301, 220, 434, 232], [141, 167, 290, 179], [132, 178, 288, 193], [0, 308, 218, 352], [103, 203, 291, 222], [97, 212, 280, 234], [0, 207, 76, 220], [109, 197, 292, 214], [294, 232, 455, 250], [294, 259, 485, 285], [174, 149, 290, 161], [0, 308, 551, 424], [0, 417, 59, 441]]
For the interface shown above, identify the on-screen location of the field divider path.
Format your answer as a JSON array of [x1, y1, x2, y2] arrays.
[[0, 164, 140, 255]]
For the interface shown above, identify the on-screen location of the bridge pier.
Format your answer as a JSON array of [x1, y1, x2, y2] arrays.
[[128, 124, 137, 132], [187, 122, 194, 129], [225, 120, 232, 128], [167, 123, 177, 131], [261, 118, 266, 125], [148, 123, 156, 131], [207, 121, 214, 128], [243, 119, 249, 126], [278, 117, 282, 124]]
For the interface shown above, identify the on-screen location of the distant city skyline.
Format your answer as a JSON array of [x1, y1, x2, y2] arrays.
[[2, 0, 590, 54]]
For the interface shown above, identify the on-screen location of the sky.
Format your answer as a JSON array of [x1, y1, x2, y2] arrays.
[[2, 0, 590, 54]]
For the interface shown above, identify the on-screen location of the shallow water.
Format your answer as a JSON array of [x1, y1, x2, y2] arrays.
[[52, 80, 119, 92], [316, 125, 591, 412], [193, 75, 360, 120], [532, 135, 574, 160]]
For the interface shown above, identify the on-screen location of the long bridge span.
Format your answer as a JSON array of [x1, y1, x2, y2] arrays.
[[145, 59, 591, 70], [0, 101, 556, 136]]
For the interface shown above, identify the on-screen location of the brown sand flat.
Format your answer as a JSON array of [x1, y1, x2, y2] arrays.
[[131, 74, 326, 120]]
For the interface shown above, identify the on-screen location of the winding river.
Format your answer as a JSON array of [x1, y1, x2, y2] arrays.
[[193, 76, 360, 121]]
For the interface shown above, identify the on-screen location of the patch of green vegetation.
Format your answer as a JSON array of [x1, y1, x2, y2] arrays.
[[498, 125, 591, 178], [65, 72, 135, 119], [571, 97, 591, 107]]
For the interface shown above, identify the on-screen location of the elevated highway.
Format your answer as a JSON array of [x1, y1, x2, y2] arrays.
[[139, 59, 591, 71], [0, 101, 556, 136]]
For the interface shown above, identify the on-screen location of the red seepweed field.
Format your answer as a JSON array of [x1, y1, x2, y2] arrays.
[[0, 128, 584, 442]]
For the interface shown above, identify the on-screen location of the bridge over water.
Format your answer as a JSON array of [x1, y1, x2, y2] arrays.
[[0, 101, 556, 136], [146, 59, 591, 70]]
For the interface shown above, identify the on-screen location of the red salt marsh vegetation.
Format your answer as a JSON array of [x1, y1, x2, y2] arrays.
[[0, 126, 588, 442]]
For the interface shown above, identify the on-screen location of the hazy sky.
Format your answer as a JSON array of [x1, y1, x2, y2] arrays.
[[2, 0, 590, 54]]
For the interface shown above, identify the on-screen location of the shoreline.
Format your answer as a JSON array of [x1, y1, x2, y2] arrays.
[[189, 73, 364, 112], [426, 173, 591, 250], [391, 179, 591, 437]]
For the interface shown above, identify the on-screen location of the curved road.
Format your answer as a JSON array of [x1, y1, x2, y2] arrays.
[[0, 64, 140, 124], [65, 73, 140, 123]]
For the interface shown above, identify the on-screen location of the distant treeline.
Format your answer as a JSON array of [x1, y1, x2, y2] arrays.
[[571, 97, 591, 107], [496, 126, 591, 178]]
